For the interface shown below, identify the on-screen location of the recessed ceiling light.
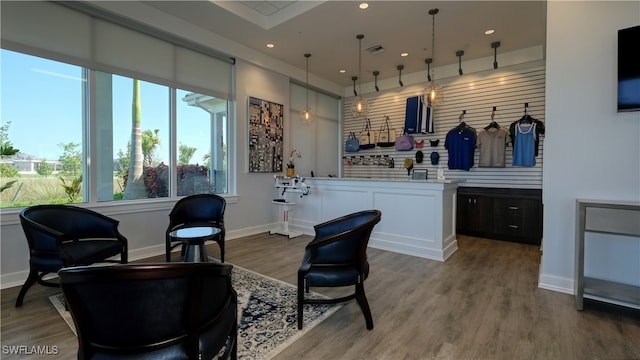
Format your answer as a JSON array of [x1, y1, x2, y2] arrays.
[[401, 52, 409, 57], [266, 43, 275, 48], [359, 3, 369, 10], [484, 29, 495, 35], [339, 69, 346, 73]]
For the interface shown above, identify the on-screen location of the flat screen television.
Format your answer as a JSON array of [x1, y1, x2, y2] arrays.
[[617, 25, 640, 112]]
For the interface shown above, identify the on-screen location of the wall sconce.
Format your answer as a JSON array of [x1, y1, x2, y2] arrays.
[[456, 50, 464, 75]]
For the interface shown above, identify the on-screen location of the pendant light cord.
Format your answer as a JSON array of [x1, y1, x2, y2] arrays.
[[305, 54, 310, 110], [429, 9, 438, 82], [357, 34, 364, 95]]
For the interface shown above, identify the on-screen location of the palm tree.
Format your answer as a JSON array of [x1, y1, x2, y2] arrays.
[[123, 79, 147, 200], [142, 129, 161, 167]]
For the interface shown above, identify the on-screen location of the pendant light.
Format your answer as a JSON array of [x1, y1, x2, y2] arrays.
[[351, 34, 368, 117], [426, 8, 444, 108], [303, 53, 311, 122]]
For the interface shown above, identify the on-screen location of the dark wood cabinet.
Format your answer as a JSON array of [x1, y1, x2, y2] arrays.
[[457, 194, 492, 234], [456, 187, 542, 245]]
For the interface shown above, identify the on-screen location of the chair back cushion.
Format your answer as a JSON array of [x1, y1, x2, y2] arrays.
[[168, 194, 226, 229], [21, 205, 119, 242], [311, 210, 381, 265], [302, 210, 381, 287], [59, 263, 236, 359], [20, 205, 126, 270]]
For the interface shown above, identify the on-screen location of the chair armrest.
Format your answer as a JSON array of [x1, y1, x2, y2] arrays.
[[298, 262, 312, 274], [22, 219, 65, 239]]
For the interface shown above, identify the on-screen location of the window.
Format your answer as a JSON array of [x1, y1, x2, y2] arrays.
[[2, 1, 234, 208], [98, 73, 171, 201], [0, 50, 229, 208], [177, 90, 228, 195], [1, 50, 85, 207]]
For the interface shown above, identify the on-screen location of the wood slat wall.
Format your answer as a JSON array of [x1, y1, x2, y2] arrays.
[[342, 65, 545, 189]]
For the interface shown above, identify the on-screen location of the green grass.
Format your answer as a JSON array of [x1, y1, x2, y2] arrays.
[[0, 174, 115, 208]]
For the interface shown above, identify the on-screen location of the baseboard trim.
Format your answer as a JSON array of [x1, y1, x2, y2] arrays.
[[538, 273, 574, 295]]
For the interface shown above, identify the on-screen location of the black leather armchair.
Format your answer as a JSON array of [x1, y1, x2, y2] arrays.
[[16, 205, 128, 307], [298, 209, 382, 330], [59, 263, 237, 360], [166, 194, 226, 262]]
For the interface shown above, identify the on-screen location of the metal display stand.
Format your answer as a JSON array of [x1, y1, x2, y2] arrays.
[[575, 199, 640, 310], [270, 175, 310, 239]]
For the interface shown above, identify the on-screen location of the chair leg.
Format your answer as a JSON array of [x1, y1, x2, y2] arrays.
[[218, 240, 225, 263], [355, 282, 374, 330], [230, 322, 238, 360], [297, 274, 305, 330], [166, 243, 186, 262], [15, 270, 39, 307]]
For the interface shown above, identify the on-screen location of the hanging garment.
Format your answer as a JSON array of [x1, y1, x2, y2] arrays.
[[404, 95, 434, 134], [512, 122, 537, 167], [423, 98, 434, 134], [477, 127, 509, 167], [509, 116, 545, 156], [404, 96, 422, 134], [445, 125, 476, 171]]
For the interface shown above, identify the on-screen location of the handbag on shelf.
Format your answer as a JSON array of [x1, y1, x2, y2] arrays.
[[359, 118, 377, 150], [377, 115, 396, 147], [344, 132, 360, 153], [395, 129, 414, 151]]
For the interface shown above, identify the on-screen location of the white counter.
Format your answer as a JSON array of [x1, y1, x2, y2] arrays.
[[282, 177, 462, 261]]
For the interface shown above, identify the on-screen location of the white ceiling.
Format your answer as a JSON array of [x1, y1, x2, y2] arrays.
[[144, 1, 546, 88]]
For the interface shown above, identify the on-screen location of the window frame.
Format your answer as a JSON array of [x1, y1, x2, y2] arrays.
[[0, 49, 237, 217]]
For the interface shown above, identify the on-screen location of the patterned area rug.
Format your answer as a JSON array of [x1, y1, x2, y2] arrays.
[[50, 265, 343, 360]]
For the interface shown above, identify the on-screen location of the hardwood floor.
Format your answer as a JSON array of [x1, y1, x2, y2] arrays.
[[2, 234, 639, 359]]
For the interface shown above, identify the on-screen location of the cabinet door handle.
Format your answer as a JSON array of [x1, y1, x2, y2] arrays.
[[508, 224, 519, 228], [508, 206, 519, 210]]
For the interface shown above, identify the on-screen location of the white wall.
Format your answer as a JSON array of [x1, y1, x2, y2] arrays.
[[290, 82, 341, 178], [539, 1, 640, 293], [230, 59, 291, 231]]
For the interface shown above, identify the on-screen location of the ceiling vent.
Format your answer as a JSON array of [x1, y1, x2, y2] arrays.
[[366, 44, 385, 55]]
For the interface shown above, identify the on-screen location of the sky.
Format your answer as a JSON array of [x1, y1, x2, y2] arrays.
[[1, 49, 214, 164]]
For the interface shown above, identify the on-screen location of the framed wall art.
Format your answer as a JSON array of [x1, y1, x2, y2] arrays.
[[248, 96, 284, 172]]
